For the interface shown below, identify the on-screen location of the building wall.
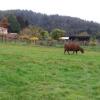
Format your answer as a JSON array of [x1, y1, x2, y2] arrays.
[[0, 27, 8, 34]]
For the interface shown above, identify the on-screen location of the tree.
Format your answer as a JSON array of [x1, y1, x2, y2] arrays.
[[40, 31, 49, 40], [0, 17, 9, 28], [20, 26, 45, 38], [7, 15, 21, 33], [51, 28, 65, 40], [20, 27, 32, 35], [28, 26, 44, 37], [16, 16, 29, 29]]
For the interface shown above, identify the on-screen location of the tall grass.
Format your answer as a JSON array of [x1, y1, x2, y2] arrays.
[[0, 43, 100, 100]]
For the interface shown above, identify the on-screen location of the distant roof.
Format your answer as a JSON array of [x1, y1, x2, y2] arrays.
[[59, 37, 69, 40], [0, 27, 7, 29]]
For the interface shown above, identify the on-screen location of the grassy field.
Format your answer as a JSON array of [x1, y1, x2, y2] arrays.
[[0, 43, 100, 100]]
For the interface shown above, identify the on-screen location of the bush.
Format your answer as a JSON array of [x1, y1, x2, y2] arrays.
[[89, 37, 97, 46]]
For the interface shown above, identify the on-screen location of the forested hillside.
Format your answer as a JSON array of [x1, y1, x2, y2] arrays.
[[0, 10, 100, 36]]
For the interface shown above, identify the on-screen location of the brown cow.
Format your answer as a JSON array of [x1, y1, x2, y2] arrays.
[[64, 42, 84, 54]]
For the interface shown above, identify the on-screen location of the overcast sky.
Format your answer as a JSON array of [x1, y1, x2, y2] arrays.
[[0, 0, 100, 23]]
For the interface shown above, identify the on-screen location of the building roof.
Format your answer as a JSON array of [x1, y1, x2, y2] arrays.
[[59, 37, 69, 40]]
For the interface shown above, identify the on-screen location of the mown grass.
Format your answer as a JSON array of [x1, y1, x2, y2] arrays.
[[0, 43, 100, 100]]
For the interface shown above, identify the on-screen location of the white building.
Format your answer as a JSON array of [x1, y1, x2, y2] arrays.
[[0, 27, 8, 34], [59, 37, 69, 40]]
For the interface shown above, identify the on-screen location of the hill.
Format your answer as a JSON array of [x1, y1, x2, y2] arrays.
[[0, 10, 100, 36]]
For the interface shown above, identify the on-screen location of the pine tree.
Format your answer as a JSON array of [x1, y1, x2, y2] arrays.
[[8, 15, 21, 33]]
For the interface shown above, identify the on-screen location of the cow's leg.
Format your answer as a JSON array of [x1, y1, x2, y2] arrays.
[[73, 51, 75, 54], [64, 49, 66, 54], [67, 51, 70, 55], [76, 51, 77, 54]]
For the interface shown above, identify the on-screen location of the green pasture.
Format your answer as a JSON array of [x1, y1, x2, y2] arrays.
[[0, 43, 100, 100]]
